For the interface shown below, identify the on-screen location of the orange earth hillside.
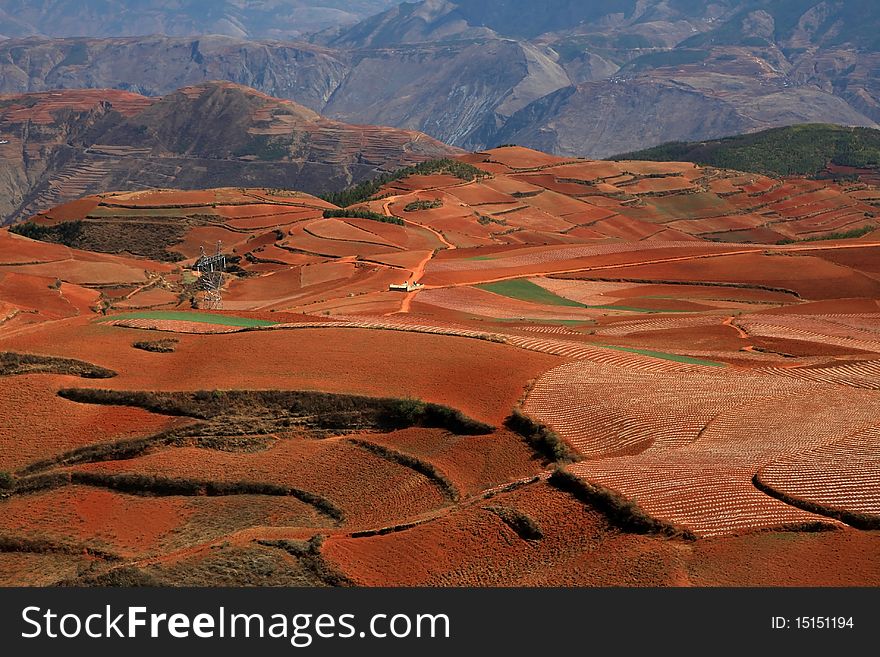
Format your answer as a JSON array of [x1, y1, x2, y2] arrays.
[[1, 146, 879, 586]]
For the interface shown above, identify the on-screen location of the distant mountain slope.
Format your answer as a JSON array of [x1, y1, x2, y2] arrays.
[[0, 36, 348, 111], [323, 38, 571, 149], [613, 124, 880, 177], [328, 0, 727, 46], [0, 82, 460, 225], [494, 78, 877, 159], [3, 1, 880, 157], [0, 1, 398, 40], [0, 35, 570, 151]]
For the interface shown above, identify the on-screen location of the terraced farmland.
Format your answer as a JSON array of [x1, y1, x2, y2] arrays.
[[533, 360, 880, 535], [1, 144, 879, 586]]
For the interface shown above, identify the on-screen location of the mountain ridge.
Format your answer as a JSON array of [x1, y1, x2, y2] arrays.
[[0, 81, 460, 225], [2, 1, 880, 160]]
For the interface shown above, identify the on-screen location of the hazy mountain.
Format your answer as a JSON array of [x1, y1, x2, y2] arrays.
[[494, 71, 877, 159], [0, 81, 459, 224], [327, 0, 728, 47], [2, 0, 879, 157], [0, 35, 569, 150], [0, 36, 348, 111], [322, 39, 571, 149], [0, 1, 400, 40]]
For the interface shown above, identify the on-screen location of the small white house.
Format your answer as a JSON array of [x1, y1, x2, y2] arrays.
[[389, 281, 424, 292]]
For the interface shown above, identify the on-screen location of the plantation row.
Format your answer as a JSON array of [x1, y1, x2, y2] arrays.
[[526, 357, 880, 535], [758, 426, 880, 526], [594, 315, 719, 337], [523, 361, 822, 458], [504, 335, 704, 373], [758, 360, 880, 390], [739, 320, 880, 354], [568, 458, 836, 536]]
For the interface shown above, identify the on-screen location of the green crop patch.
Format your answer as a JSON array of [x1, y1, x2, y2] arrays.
[[476, 279, 586, 307], [599, 344, 725, 367], [477, 279, 683, 313], [99, 311, 277, 328]]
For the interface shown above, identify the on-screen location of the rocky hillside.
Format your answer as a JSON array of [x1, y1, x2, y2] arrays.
[[1, 1, 879, 156], [0, 36, 349, 112], [0, 81, 460, 225]]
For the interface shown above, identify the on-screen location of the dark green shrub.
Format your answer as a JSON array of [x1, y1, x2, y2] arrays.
[[504, 408, 576, 463], [548, 469, 696, 539], [0, 471, 13, 490], [322, 208, 403, 225], [132, 338, 178, 353], [403, 199, 442, 212], [484, 505, 543, 540]]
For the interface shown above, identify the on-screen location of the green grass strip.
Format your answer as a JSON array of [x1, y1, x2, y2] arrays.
[[98, 311, 277, 328], [476, 279, 689, 314], [476, 279, 586, 307], [598, 344, 725, 367]]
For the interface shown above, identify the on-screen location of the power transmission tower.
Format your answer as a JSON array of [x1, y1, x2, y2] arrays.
[[193, 241, 226, 309]]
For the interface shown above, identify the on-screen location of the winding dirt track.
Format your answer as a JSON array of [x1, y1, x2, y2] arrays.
[[382, 194, 457, 315]]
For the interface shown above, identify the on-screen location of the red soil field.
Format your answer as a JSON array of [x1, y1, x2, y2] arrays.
[[509, 173, 595, 197], [324, 478, 880, 586], [667, 213, 768, 234], [446, 184, 517, 206], [0, 272, 92, 320], [588, 215, 678, 241], [0, 89, 152, 124], [172, 226, 252, 260], [545, 161, 625, 181], [384, 174, 464, 192], [76, 438, 451, 532], [419, 286, 597, 321], [305, 218, 400, 247], [2, 145, 879, 586], [476, 146, 571, 170], [224, 212, 320, 230], [1, 319, 562, 424], [0, 484, 332, 558], [323, 482, 658, 587], [285, 223, 400, 258], [685, 530, 880, 586], [620, 176, 698, 194], [2, 259, 152, 286], [0, 552, 94, 587], [0, 373, 185, 471], [592, 281, 796, 305], [355, 427, 544, 498], [43, 198, 102, 221], [113, 286, 182, 310], [0, 486, 192, 556], [562, 251, 880, 300], [0, 231, 74, 264], [482, 176, 546, 196], [763, 298, 880, 314]]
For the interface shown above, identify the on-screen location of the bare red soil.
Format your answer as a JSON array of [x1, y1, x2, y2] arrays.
[[1, 146, 879, 586]]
